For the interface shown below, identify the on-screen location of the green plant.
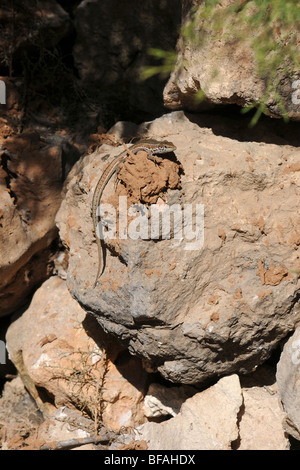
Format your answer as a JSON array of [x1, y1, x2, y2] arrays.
[[140, 48, 177, 81]]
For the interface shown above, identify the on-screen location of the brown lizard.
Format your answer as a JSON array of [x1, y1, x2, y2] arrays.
[[92, 138, 177, 287]]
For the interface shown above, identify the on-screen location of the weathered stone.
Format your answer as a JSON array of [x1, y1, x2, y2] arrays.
[[143, 383, 196, 418], [6, 276, 148, 431], [164, 0, 300, 121], [135, 368, 290, 450], [35, 407, 96, 450], [238, 366, 289, 450], [0, 376, 43, 449], [135, 375, 243, 450], [276, 328, 300, 440], [56, 111, 300, 385], [0, 131, 79, 317]]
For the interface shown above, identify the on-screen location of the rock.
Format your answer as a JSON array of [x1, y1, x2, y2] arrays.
[[34, 405, 119, 450], [136, 368, 289, 450], [238, 366, 290, 450], [56, 110, 300, 385], [35, 407, 97, 450], [135, 375, 243, 450], [143, 383, 196, 418], [6, 276, 148, 432], [73, 0, 181, 120], [0, 131, 79, 317], [164, 0, 300, 121], [0, 0, 71, 65], [0, 376, 43, 449], [276, 328, 300, 440]]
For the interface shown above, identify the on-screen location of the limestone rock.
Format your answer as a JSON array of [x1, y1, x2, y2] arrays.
[[0, 376, 43, 449], [135, 375, 243, 450], [136, 369, 289, 450], [238, 367, 290, 450], [35, 407, 98, 450], [0, 131, 80, 317], [6, 276, 148, 432], [276, 328, 300, 440], [143, 383, 196, 418], [56, 111, 300, 385], [164, 0, 300, 121]]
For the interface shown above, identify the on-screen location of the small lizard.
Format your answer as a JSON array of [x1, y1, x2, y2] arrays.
[[92, 138, 177, 287]]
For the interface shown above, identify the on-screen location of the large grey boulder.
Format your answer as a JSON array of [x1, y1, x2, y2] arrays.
[[56, 111, 300, 384]]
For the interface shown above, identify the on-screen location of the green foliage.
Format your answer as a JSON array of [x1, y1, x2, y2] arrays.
[[140, 48, 177, 80], [143, 0, 300, 124]]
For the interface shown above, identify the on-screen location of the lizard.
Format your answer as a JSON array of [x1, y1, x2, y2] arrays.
[[92, 138, 177, 287]]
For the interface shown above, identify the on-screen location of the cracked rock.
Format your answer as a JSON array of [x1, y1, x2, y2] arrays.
[[56, 111, 300, 385]]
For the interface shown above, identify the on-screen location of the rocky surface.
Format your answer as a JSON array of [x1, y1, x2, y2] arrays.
[[73, 0, 182, 121], [0, 0, 300, 452], [143, 382, 196, 418], [276, 328, 300, 441], [238, 367, 289, 450], [0, 130, 79, 317], [135, 370, 289, 450], [56, 111, 300, 385], [136, 374, 243, 450], [3, 285, 292, 450], [164, 0, 300, 121], [0, 376, 43, 450], [0, 0, 71, 79], [6, 276, 148, 432]]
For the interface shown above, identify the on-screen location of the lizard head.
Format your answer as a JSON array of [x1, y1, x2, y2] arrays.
[[157, 140, 177, 154], [140, 139, 176, 154]]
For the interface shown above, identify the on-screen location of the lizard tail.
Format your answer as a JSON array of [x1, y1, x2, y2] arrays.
[[93, 266, 101, 288], [93, 237, 105, 288]]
